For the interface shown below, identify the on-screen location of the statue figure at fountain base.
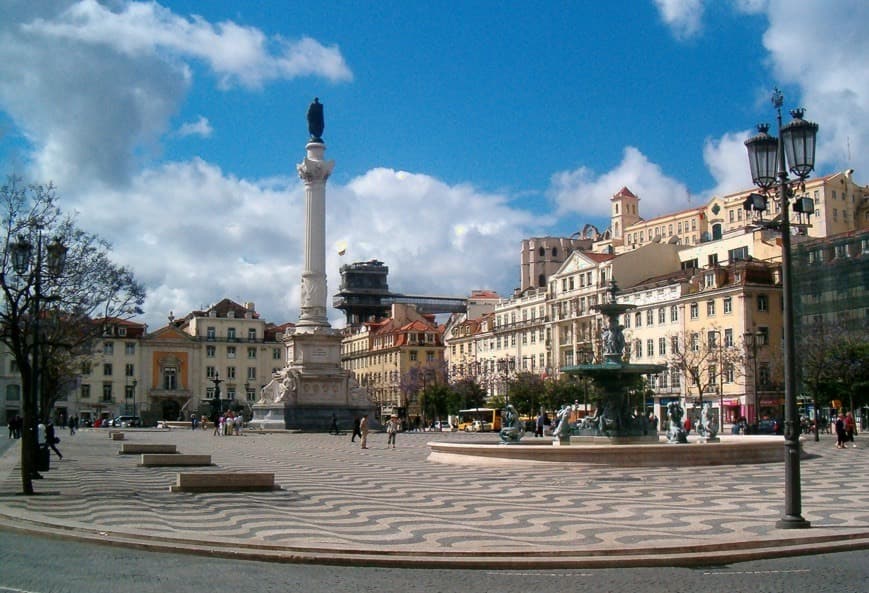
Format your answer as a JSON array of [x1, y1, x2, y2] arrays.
[[666, 401, 688, 444], [499, 404, 524, 444], [696, 401, 719, 442]]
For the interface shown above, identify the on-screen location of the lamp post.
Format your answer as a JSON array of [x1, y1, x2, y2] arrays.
[[744, 88, 817, 529], [743, 331, 762, 428], [126, 378, 138, 416], [10, 231, 67, 494]]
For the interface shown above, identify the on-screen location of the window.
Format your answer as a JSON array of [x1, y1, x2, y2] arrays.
[[759, 363, 771, 386], [707, 331, 718, 348], [102, 384, 113, 402], [757, 294, 769, 312], [728, 246, 748, 262], [103, 341, 114, 355], [670, 306, 678, 322], [671, 336, 680, 354], [125, 342, 136, 355], [206, 326, 216, 340], [690, 303, 699, 319], [646, 310, 654, 325], [227, 346, 236, 359], [409, 351, 418, 362], [206, 366, 216, 378], [426, 351, 435, 362], [81, 361, 92, 375], [723, 297, 732, 314], [634, 340, 642, 359], [227, 328, 237, 341], [634, 312, 642, 327], [725, 364, 734, 383], [658, 308, 666, 324], [647, 339, 654, 357], [163, 367, 177, 390], [659, 337, 667, 356], [690, 333, 700, 352], [125, 363, 134, 377], [273, 348, 281, 360], [80, 384, 90, 399], [707, 300, 716, 316], [724, 328, 733, 347], [248, 347, 257, 359], [6, 384, 21, 401], [103, 363, 113, 376], [708, 365, 717, 386], [704, 272, 715, 287], [758, 327, 769, 346], [247, 367, 256, 380], [248, 328, 257, 341], [207, 345, 216, 358], [226, 367, 236, 379]]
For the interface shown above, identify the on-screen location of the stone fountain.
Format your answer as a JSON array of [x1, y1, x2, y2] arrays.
[[556, 280, 666, 444]]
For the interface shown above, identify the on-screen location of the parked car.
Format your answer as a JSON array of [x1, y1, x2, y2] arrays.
[[432, 421, 454, 432], [113, 415, 142, 428], [755, 419, 783, 435], [469, 420, 492, 432]]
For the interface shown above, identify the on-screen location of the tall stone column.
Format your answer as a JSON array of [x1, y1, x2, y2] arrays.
[[296, 142, 334, 330]]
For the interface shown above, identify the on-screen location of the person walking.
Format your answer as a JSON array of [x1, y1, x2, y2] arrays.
[[386, 415, 398, 448], [359, 414, 369, 449], [330, 413, 340, 435], [844, 411, 857, 448], [535, 412, 545, 438], [351, 416, 361, 442], [835, 413, 847, 449], [45, 421, 62, 460]]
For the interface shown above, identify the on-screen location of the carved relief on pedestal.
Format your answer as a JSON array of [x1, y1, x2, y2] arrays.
[[297, 157, 335, 183]]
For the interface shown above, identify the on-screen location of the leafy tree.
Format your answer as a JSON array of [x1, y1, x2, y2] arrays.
[[0, 179, 145, 495], [449, 377, 487, 411], [506, 371, 545, 417]]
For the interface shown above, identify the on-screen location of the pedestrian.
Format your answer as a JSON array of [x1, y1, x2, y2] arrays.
[[330, 413, 340, 435], [45, 421, 62, 460], [69, 416, 77, 436], [234, 414, 243, 436], [835, 413, 846, 449], [535, 412, 544, 438], [191, 414, 198, 430], [844, 411, 857, 448], [351, 416, 361, 442], [213, 414, 222, 436], [386, 414, 398, 448], [359, 414, 369, 449]]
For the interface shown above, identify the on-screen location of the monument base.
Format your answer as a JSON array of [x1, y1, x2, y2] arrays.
[[249, 327, 377, 431]]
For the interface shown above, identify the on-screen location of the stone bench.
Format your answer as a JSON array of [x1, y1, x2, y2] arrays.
[[169, 472, 278, 493], [119, 443, 177, 455], [140, 454, 212, 467], [110, 432, 125, 441]]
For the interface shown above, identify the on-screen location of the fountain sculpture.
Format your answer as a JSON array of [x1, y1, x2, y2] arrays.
[[558, 280, 667, 444]]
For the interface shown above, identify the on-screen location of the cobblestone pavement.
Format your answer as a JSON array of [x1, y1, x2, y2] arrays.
[[0, 428, 867, 567]]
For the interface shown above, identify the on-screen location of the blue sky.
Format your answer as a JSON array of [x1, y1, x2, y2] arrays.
[[1, 1, 867, 329]]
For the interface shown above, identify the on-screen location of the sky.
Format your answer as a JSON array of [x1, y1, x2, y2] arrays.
[[0, 0, 867, 331]]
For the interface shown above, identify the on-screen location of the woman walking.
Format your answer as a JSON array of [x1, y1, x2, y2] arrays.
[[386, 415, 399, 449]]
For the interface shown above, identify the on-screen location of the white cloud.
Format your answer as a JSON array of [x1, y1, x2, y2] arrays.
[[177, 115, 212, 138], [0, 1, 351, 190], [58, 161, 533, 329], [701, 130, 755, 199], [653, 0, 705, 39], [22, 0, 353, 89], [548, 147, 694, 221], [759, 0, 869, 177]]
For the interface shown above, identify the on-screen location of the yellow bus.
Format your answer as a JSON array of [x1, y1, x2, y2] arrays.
[[457, 408, 502, 432]]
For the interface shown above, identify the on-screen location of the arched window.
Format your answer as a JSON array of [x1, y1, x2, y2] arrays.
[[538, 247, 545, 257], [538, 274, 546, 287], [551, 247, 558, 257]]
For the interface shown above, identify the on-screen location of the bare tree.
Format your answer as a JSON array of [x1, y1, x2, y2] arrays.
[[668, 327, 744, 422], [1, 178, 145, 495]]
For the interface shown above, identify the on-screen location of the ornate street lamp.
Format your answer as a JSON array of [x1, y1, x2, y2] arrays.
[[744, 88, 818, 529]]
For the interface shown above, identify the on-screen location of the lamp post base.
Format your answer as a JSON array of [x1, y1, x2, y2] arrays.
[[775, 515, 811, 529]]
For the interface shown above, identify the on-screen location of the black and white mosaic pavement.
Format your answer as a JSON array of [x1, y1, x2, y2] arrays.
[[0, 428, 866, 567]]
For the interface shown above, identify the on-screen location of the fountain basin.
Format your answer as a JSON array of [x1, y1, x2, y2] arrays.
[[428, 435, 793, 467]]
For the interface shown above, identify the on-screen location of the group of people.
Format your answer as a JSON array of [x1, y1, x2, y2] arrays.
[[212, 411, 243, 436], [834, 411, 858, 449], [348, 413, 400, 449]]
